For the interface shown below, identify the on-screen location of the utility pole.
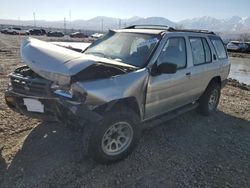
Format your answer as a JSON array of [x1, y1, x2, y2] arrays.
[[101, 18, 103, 33], [64, 17, 66, 34], [18, 17, 21, 28], [69, 10, 72, 30], [33, 12, 36, 27], [119, 19, 121, 29]]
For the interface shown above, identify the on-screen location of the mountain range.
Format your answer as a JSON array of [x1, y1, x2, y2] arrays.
[[0, 16, 250, 33]]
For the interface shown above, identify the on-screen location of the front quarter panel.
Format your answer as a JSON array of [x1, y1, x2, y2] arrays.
[[73, 68, 149, 118]]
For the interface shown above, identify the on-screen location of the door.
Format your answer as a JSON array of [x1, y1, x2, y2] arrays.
[[145, 37, 194, 119]]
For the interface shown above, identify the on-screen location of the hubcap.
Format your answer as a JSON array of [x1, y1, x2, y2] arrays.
[[102, 122, 133, 156], [208, 89, 219, 111]]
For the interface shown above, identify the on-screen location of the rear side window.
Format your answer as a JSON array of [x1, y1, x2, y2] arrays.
[[209, 36, 227, 59], [189, 37, 211, 65], [202, 38, 212, 62]]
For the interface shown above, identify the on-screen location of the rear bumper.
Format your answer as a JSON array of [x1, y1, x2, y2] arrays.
[[5, 89, 102, 124]]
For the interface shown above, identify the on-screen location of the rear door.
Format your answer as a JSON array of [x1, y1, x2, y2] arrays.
[[185, 36, 220, 101], [187, 35, 230, 102]]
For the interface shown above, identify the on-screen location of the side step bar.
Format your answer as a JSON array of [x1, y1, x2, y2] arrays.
[[142, 102, 199, 129]]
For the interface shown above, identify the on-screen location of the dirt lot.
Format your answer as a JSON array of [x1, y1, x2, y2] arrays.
[[228, 51, 250, 59], [0, 34, 250, 188]]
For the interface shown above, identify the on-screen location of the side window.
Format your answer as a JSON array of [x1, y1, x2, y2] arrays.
[[158, 37, 186, 69], [209, 36, 227, 59], [189, 37, 212, 65], [189, 38, 205, 65], [202, 38, 212, 62]]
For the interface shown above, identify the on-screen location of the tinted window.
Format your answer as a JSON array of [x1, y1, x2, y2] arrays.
[[209, 36, 227, 59], [158, 37, 186, 69], [190, 38, 205, 65], [202, 38, 212, 62], [189, 37, 212, 65]]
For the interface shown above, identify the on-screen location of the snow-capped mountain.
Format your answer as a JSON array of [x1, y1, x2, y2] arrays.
[[178, 16, 250, 32], [0, 16, 249, 33]]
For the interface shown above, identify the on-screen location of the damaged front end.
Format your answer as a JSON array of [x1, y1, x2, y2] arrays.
[[5, 66, 103, 125], [5, 38, 148, 126]]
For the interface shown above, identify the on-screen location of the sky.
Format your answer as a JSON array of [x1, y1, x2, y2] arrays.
[[0, 0, 250, 21]]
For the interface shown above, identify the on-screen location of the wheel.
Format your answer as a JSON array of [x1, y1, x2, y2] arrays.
[[198, 82, 221, 116], [83, 108, 141, 164]]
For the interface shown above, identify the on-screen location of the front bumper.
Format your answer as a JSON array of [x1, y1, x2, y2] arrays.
[[5, 89, 102, 124]]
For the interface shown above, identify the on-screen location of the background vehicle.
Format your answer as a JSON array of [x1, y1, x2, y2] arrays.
[[6, 27, 27, 35], [1, 28, 9, 34], [28, 29, 46, 36], [47, 31, 64, 37], [91, 33, 104, 39], [40, 29, 47, 35], [5, 25, 230, 164], [70, 32, 87, 38], [227, 41, 249, 52]]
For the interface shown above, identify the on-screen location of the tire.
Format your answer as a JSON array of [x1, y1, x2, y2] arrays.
[[198, 82, 221, 116], [83, 108, 141, 164]]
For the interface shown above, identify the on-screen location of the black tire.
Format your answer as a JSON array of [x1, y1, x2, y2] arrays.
[[83, 108, 141, 164], [198, 82, 221, 116]]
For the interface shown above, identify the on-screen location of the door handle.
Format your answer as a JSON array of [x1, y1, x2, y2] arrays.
[[186, 72, 191, 76]]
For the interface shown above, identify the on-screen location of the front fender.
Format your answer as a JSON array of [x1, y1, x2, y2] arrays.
[[72, 68, 149, 118]]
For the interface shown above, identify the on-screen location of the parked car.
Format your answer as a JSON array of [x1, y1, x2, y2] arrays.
[[27, 29, 41, 36], [6, 27, 27, 35], [40, 29, 47, 35], [47, 31, 64, 37], [5, 25, 230, 164], [227, 41, 249, 52], [1, 28, 9, 34], [91, 33, 104, 39], [70, 32, 87, 38]]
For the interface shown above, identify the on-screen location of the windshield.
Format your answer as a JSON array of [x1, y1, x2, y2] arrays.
[[84, 31, 160, 67]]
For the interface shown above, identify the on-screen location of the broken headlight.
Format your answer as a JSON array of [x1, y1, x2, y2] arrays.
[[52, 83, 87, 102]]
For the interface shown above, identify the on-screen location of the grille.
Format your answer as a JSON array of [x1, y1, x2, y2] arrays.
[[11, 77, 50, 96]]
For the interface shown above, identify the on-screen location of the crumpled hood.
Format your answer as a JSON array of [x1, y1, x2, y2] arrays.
[[21, 38, 134, 85]]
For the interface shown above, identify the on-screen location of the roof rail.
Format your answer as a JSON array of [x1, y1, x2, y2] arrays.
[[125, 25, 174, 30], [168, 28, 216, 35], [124, 25, 215, 35]]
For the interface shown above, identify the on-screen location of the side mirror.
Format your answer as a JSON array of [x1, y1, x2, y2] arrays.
[[157, 62, 177, 74]]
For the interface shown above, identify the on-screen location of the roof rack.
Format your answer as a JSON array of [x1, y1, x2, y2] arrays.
[[125, 25, 174, 30], [124, 25, 215, 35], [168, 28, 216, 35]]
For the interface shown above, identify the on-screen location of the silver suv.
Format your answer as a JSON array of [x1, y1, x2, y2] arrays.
[[5, 25, 230, 164]]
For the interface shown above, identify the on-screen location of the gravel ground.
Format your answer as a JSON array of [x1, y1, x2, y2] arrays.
[[0, 34, 250, 188], [228, 51, 250, 59]]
